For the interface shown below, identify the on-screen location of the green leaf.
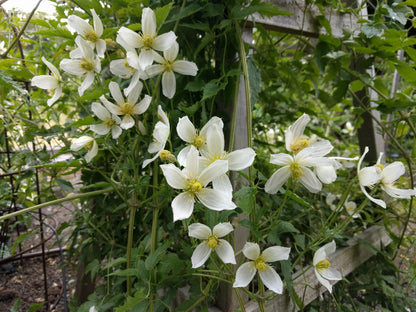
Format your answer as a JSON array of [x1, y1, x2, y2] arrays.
[[284, 190, 313, 209], [28, 302, 46, 312], [361, 23, 385, 38], [56, 178, 74, 192], [179, 101, 201, 116], [273, 220, 299, 234], [33, 27, 73, 39], [350, 80, 365, 92], [11, 298, 21, 312], [155, 2, 174, 28], [109, 268, 141, 277], [391, 60, 416, 85], [234, 186, 256, 216], [66, 116, 95, 128], [201, 78, 227, 101], [145, 242, 170, 270], [85, 259, 100, 279], [114, 289, 148, 312], [281, 260, 303, 309]]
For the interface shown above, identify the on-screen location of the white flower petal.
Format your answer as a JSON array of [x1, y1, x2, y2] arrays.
[[85, 140, 98, 162], [78, 72, 95, 96], [134, 95, 151, 115], [243, 242, 260, 260], [152, 31, 177, 51], [285, 113, 310, 152], [212, 174, 233, 198], [381, 184, 416, 199], [177, 146, 192, 167], [92, 102, 110, 121], [315, 165, 337, 184], [59, 59, 85, 75], [172, 60, 198, 76], [233, 262, 256, 288], [162, 70, 176, 99], [70, 136, 93, 151], [164, 41, 179, 60], [146, 64, 164, 78], [41, 56, 61, 78], [261, 246, 291, 263], [120, 115, 135, 129], [111, 126, 122, 139], [264, 166, 291, 194], [360, 182, 386, 208], [138, 49, 154, 69], [110, 59, 131, 78], [359, 166, 381, 187], [141, 8, 156, 37], [213, 222, 234, 238], [319, 267, 342, 281], [68, 14, 92, 36], [109, 81, 125, 105], [215, 239, 236, 264], [191, 242, 212, 268], [259, 266, 284, 294], [160, 164, 187, 189], [188, 223, 211, 239], [31, 75, 58, 90], [382, 162, 405, 184], [298, 167, 322, 193], [91, 9, 103, 37], [90, 124, 110, 135], [205, 124, 224, 156], [47, 85, 62, 106], [196, 188, 236, 211], [199, 159, 228, 186], [270, 153, 293, 166], [177, 116, 196, 143], [95, 39, 106, 58], [228, 148, 256, 171], [172, 191, 195, 221], [118, 26, 142, 49], [315, 268, 333, 293]]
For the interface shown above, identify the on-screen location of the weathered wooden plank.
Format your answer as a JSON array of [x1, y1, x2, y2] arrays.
[[247, 0, 359, 38], [244, 225, 400, 311]]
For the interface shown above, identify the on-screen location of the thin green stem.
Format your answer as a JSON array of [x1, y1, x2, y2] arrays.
[[0, 187, 113, 222], [126, 194, 138, 297], [234, 288, 247, 312], [257, 278, 266, 312]]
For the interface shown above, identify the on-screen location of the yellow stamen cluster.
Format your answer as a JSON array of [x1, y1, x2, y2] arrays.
[[290, 162, 303, 179], [142, 34, 154, 48], [85, 140, 94, 151], [104, 118, 116, 128], [207, 235, 219, 248], [193, 135, 204, 148], [120, 102, 135, 115], [316, 259, 331, 270], [159, 150, 176, 163], [254, 258, 266, 271], [164, 60, 173, 72], [290, 139, 310, 155], [187, 178, 202, 194], [80, 60, 94, 71], [375, 164, 384, 171], [85, 30, 98, 42]]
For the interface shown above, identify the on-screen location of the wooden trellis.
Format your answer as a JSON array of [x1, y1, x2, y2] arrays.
[[216, 0, 390, 311]]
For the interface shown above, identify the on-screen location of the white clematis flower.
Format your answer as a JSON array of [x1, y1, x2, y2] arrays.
[[60, 36, 101, 96], [265, 146, 334, 194], [176, 116, 224, 166], [70, 136, 98, 162], [117, 7, 177, 69], [99, 81, 151, 130], [31, 57, 63, 106], [313, 240, 342, 293], [201, 124, 256, 195], [344, 197, 359, 218], [160, 146, 236, 221], [285, 113, 312, 154], [376, 153, 416, 200], [233, 242, 290, 294], [357, 146, 386, 208], [142, 105, 170, 168], [89, 102, 122, 139], [146, 42, 198, 99], [189, 222, 236, 268], [67, 9, 106, 58]]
